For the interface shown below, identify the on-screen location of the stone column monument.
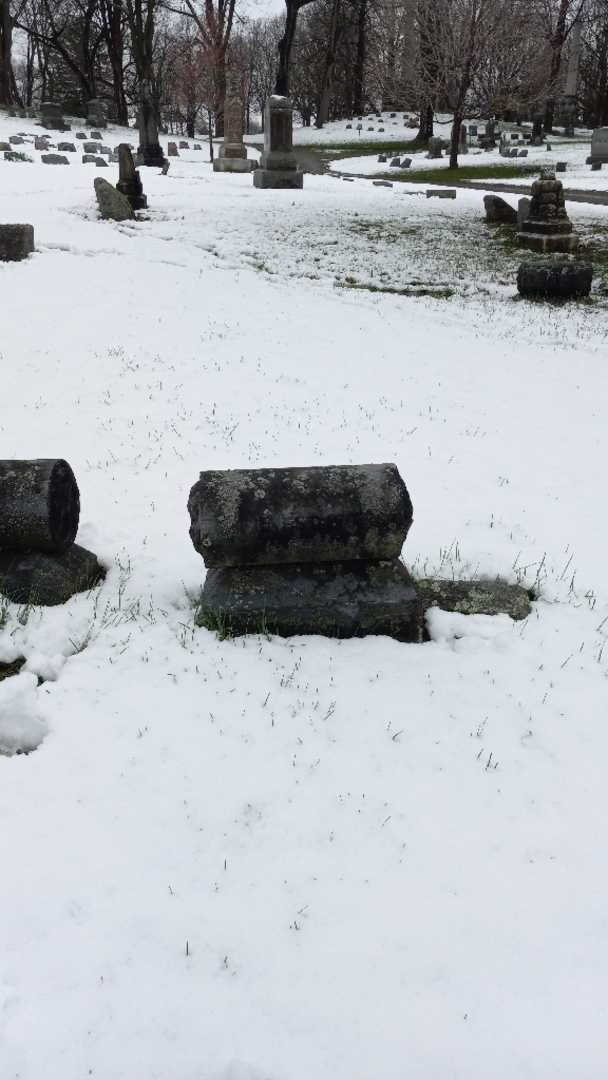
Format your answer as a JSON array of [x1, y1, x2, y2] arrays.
[[253, 96, 303, 190], [116, 145, 148, 210], [214, 70, 253, 173], [516, 168, 578, 253]]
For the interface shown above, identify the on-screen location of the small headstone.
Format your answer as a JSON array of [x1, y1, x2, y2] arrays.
[[95, 156, 108, 167], [253, 95, 303, 190], [426, 189, 456, 199], [84, 142, 101, 154], [592, 161, 603, 171], [517, 197, 531, 228], [367, 126, 374, 131], [590, 127, 608, 164], [377, 154, 387, 163], [0, 224, 34, 261], [82, 154, 97, 163], [168, 142, 179, 157], [41, 154, 69, 165], [517, 261, 592, 300], [90, 130, 103, 141], [9, 135, 24, 145], [427, 136, 443, 159], [390, 157, 401, 167], [401, 157, 412, 168], [34, 136, 49, 150], [483, 194, 517, 224], [518, 148, 528, 157], [0, 142, 10, 151], [99, 145, 112, 156], [76, 132, 87, 140], [346, 124, 352, 129], [555, 161, 567, 172], [378, 127, 385, 132], [179, 140, 189, 149], [373, 180, 393, 187], [194, 143, 202, 149], [94, 176, 134, 221], [57, 142, 76, 152]]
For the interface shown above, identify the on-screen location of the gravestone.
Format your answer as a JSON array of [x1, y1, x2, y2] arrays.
[[34, 136, 49, 150], [555, 161, 567, 172], [76, 132, 87, 140], [0, 224, 34, 261], [57, 142, 76, 152], [390, 157, 401, 167], [84, 142, 101, 154], [516, 169, 577, 253], [0, 460, 104, 605], [426, 189, 456, 199], [87, 99, 107, 130], [41, 154, 69, 165], [0, 142, 9, 151], [94, 156, 108, 167], [94, 177, 134, 222], [90, 130, 103, 140], [592, 161, 603, 171], [590, 128, 608, 164], [517, 261, 592, 300], [82, 154, 97, 163], [377, 154, 387, 163], [168, 142, 179, 157], [40, 101, 69, 131], [426, 136, 443, 159], [253, 95, 303, 190], [459, 123, 468, 154], [531, 111, 544, 145], [484, 194, 517, 224], [179, 140, 189, 149], [401, 157, 412, 168], [116, 144, 147, 210], [188, 464, 418, 641], [517, 197, 531, 228], [214, 69, 254, 173], [9, 135, 23, 145], [373, 180, 393, 187], [518, 148, 528, 157]]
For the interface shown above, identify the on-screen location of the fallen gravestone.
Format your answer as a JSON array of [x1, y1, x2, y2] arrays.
[[517, 260, 593, 300], [188, 464, 419, 640], [0, 459, 104, 605], [484, 194, 517, 224], [82, 154, 97, 163], [517, 169, 577, 253], [76, 132, 87, 140], [94, 176, 134, 221], [0, 224, 34, 261], [254, 95, 303, 190], [41, 154, 69, 165], [427, 136, 443, 159]]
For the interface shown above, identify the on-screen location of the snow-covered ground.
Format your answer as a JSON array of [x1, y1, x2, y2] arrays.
[[2, 110, 608, 1080]]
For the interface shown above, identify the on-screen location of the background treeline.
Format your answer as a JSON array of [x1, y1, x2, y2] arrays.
[[0, 0, 606, 144]]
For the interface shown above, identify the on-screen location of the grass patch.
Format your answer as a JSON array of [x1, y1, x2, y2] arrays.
[[368, 163, 540, 185], [336, 279, 455, 299]]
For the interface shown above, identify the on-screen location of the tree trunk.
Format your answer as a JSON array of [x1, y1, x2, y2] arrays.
[[418, 103, 433, 140], [316, 0, 341, 127], [545, 0, 569, 133], [0, 0, 13, 107], [138, 77, 164, 165], [353, 0, 367, 115], [449, 114, 461, 169], [275, 0, 300, 96]]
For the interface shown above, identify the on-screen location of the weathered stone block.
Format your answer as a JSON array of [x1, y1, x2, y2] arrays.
[[0, 459, 78, 551], [41, 154, 69, 165], [0, 224, 34, 262], [84, 142, 101, 154], [213, 157, 254, 173], [198, 560, 418, 641], [253, 168, 303, 189], [0, 545, 105, 606], [94, 177, 134, 221], [517, 260, 593, 300], [188, 464, 412, 568], [484, 194, 517, 224], [57, 142, 76, 152]]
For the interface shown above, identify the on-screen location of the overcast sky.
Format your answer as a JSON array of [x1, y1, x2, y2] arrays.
[[239, 0, 286, 19]]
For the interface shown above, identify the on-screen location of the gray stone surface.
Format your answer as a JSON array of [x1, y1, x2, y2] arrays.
[[116, 144, 147, 210], [253, 95, 303, 190], [517, 197, 531, 227], [95, 156, 108, 167], [0, 142, 10, 151], [517, 260, 593, 300], [40, 101, 68, 130], [57, 142, 76, 152], [0, 224, 34, 262], [417, 578, 531, 628], [84, 142, 101, 154], [590, 127, 608, 164], [168, 142, 179, 157], [41, 154, 69, 165], [0, 544, 105, 606], [427, 136, 443, 159], [188, 464, 412, 568], [0, 459, 78, 551], [94, 177, 135, 221], [9, 135, 23, 145], [198, 560, 419, 641], [82, 154, 97, 163], [517, 170, 578, 253], [484, 194, 517, 224], [426, 189, 456, 199], [34, 136, 50, 150], [76, 132, 87, 139]]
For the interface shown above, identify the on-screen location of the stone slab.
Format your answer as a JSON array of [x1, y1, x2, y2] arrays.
[[213, 158, 254, 173], [197, 560, 418, 641], [253, 168, 303, 189], [0, 544, 105, 605]]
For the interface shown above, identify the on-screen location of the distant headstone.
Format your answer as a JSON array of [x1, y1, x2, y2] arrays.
[[390, 157, 401, 167], [194, 143, 202, 149], [517, 197, 531, 228], [34, 136, 49, 150], [373, 180, 393, 187], [253, 95, 303, 190], [40, 101, 69, 131], [84, 142, 101, 154], [57, 142, 76, 152], [168, 142, 179, 157], [427, 136, 443, 159], [426, 189, 456, 199], [76, 132, 87, 140], [87, 99, 107, 130], [0, 224, 34, 261], [555, 161, 567, 172], [518, 148, 528, 157], [94, 176, 134, 221], [82, 154, 97, 163], [116, 144, 147, 210], [592, 161, 603, 171], [214, 69, 254, 173], [94, 156, 108, 167], [41, 154, 69, 165], [345, 124, 352, 129], [9, 135, 24, 145], [377, 154, 387, 163], [401, 157, 412, 168], [590, 127, 608, 164]]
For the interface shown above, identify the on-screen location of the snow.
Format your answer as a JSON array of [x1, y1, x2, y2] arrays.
[[1, 109, 608, 1079], [0, 672, 47, 754]]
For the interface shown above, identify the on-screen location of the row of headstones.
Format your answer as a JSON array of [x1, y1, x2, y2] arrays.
[[0, 130, 129, 167]]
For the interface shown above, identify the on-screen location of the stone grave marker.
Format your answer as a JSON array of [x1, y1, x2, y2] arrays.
[[41, 102, 69, 130], [590, 128, 608, 164], [168, 142, 179, 157], [87, 99, 107, 129], [41, 154, 69, 165], [516, 169, 577, 253], [517, 261, 592, 300], [116, 144, 147, 210], [214, 70, 254, 173], [94, 176, 134, 221], [0, 224, 34, 261], [253, 96, 303, 189]]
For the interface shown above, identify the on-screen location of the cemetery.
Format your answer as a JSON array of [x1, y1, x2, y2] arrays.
[[1, 2, 608, 1077]]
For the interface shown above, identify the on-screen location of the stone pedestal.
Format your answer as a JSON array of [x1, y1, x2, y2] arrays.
[[115, 144, 147, 210], [0, 224, 34, 261], [516, 169, 578, 253], [253, 96, 303, 190]]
